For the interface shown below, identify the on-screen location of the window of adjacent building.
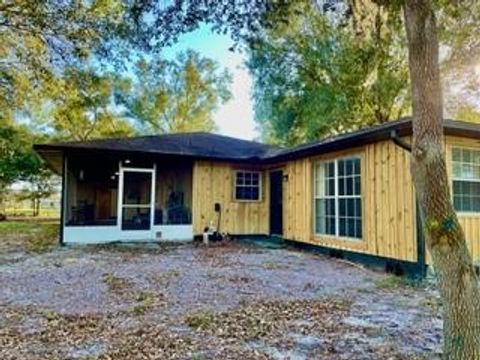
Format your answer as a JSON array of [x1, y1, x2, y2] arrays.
[[314, 156, 362, 239], [452, 147, 480, 212], [235, 170, 261, 201]]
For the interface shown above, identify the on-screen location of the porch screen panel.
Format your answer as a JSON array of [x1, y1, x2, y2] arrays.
[[154, 163, 193, 225], [65, 155, 118, 226]]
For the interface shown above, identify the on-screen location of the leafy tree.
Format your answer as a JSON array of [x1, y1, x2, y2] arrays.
[[120, 50, 232, 134], [0, 0, 128, 118], [247, 2, 410, 145], [40, 68, 134, 141], [17, 167, 58, 217], [0, 120, 46, 213]]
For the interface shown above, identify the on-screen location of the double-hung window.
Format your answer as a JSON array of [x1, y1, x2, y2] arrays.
[[452, 147, 480, 212], [235, 170, 261, 201], [314, 156, 362, 239]]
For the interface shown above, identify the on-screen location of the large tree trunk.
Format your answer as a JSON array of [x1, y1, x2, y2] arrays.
[[403, 0, 480, 358]]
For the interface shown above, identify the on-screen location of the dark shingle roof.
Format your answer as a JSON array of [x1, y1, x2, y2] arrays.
[[34, 119, 480, 165], [34, 132, 279, 161]]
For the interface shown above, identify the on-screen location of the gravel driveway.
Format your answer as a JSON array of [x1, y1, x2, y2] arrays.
[[0, 239, 442, 359]]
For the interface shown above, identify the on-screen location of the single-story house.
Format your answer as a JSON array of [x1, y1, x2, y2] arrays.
[[34, 118, 480, 275]]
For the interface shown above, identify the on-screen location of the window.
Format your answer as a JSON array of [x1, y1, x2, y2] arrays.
[[314, 156, 362, 239], [452, 147, 480, 212], [235, 170, 261, 201]]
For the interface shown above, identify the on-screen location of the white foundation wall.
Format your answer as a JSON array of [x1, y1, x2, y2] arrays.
[[63, 225, 193, 244]]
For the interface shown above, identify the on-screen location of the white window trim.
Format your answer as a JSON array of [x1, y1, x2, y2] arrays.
[[314, 155, 362, 240], [451, 146, 480, 214], [233, 170, 262, 202]]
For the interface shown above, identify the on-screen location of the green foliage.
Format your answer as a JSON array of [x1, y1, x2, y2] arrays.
[[0, 0, 126, 117], [38, 68, 135, 141], [0, 120, 43, 198], [0, 220, 58, 252], [247, 2, 410, 145], [454, 105, 480, 124], [120, 50, 232, 134], [374, 275, 419, 290]]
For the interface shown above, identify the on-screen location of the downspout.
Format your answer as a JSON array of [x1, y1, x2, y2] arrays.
[[390, 130, 426, 277]]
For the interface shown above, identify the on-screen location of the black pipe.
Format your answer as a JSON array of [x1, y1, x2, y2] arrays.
[[390, 129, 412, 152]]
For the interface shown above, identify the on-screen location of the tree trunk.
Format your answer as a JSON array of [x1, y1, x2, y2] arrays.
[[403, 0, 480, 358]]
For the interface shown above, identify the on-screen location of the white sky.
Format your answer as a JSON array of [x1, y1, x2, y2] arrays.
[[162, 25, 258, 140]]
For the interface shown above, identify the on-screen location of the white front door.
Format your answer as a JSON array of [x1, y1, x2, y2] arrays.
[[118, 167, 156, 240]]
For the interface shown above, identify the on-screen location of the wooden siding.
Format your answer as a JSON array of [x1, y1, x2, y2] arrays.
[[282, 141, 418, 263], [191, 135, 480, 266], [192, 161, 269, 235]]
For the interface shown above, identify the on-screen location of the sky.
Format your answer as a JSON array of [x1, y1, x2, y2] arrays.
[[162, 25, 258, 140]]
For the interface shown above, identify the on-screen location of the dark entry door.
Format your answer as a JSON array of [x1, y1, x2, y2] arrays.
[[270, 170, 283, 235]]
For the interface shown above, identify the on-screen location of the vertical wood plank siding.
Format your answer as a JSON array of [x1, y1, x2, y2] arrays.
[[192, 135, 480, 265], [192, 161, 269, 235], [282, 141, 417, 262]]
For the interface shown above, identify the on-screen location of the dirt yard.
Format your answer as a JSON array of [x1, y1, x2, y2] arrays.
[[0, 221, 442, 359]]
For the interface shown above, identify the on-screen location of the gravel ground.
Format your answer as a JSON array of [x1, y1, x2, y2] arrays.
[[0, 239, 443, 359]]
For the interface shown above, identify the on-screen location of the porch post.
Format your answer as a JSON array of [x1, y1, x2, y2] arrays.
[[59, 153, 66, 246]]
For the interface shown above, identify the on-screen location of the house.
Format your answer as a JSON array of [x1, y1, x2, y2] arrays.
[[34, 118, 480, 275]]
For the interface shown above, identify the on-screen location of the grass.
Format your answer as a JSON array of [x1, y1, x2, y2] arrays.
[[374, 274, 421, 290], [185, 310, 216, 330], [132, 291, 156, 315], [0, 220, 59, 253], [4, 208, 59, 218]]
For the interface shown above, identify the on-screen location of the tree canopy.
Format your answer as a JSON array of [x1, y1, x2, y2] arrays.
[[247, 2, 410, 145], [119, 50, 232, 134]]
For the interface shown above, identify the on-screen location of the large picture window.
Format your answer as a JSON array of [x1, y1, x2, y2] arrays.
[[235, 170, 261, 201], [314, 156, 362, 239], [452, 147, 480, 212]]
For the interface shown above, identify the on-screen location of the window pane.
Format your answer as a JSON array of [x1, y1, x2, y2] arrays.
[[338, 160, 345, 176], [339, 217, 346, 236], [346, 177, 353, 196], [453, 148, 461, 162], [353, 158, 361, 174], [236, 172, 244, 185], [354, 176, 361, 195], [326, 162, 333, 177], [338, 178, 345, 196]]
